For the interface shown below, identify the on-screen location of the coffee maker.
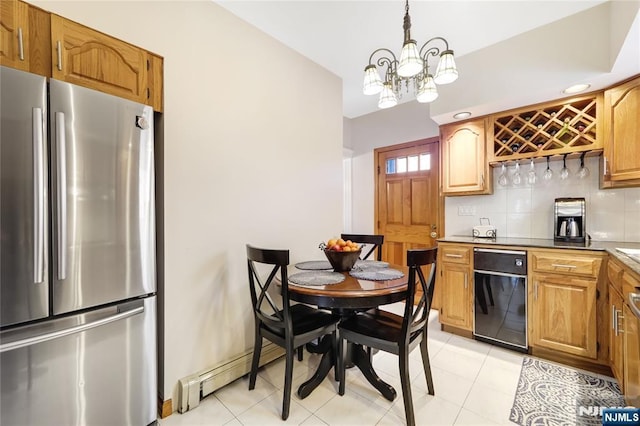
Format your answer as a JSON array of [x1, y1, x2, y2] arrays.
[[554, 198, 586, 243]]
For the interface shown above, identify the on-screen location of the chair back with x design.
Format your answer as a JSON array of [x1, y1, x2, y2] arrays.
[[246, 244, 339, 420], [247, 245, 291, 339], [402, 247, 438, 345], [340, 233, 384, 261]]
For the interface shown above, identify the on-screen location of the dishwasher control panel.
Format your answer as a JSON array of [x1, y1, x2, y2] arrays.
[[473, 248, 527, 276]]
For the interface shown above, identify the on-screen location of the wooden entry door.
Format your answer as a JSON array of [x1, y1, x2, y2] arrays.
[[375, 138, 441, 267]]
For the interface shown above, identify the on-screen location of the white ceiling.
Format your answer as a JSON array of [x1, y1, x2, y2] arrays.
[[216, 1, 640, 123]]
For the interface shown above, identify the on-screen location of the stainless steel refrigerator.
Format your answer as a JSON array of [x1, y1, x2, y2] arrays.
[[0, 66, 157, 425]]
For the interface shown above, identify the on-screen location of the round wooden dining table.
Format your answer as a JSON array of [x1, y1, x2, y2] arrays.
[[287, 264, 409, 401]]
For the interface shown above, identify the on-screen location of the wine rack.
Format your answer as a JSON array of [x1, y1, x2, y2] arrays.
[[489, 94, 603, 163]]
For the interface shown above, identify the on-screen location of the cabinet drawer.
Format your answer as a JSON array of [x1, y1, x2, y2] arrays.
[[623, 271, 640, 299], [608, 259, 624, 294], [440, 246, 471, 264], [531, 252, 602, 277]]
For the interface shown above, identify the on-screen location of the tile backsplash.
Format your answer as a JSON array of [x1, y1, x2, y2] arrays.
[[445, 157, 640, 242]]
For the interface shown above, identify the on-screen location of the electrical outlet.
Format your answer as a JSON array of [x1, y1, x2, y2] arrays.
[[457, 206, 477, 216]]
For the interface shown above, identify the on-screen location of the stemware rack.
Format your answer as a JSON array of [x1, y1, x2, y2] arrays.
[[489, 93, 603, 164]]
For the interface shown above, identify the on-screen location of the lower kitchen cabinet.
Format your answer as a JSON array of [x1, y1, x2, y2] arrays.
[[624, 302, 640, 406], [529, 272, 598, 358], [528, 249, 604, 360], [437, 244, 472, 331], [622, 268, 640, 406]]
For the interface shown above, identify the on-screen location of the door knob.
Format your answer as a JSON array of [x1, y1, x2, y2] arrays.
[[430, 231, 438, 238]]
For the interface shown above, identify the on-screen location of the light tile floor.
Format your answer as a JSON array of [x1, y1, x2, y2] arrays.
[[160, 305, 526, 426]]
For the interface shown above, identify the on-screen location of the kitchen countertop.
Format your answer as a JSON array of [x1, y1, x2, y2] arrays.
[[437, 236, 640, 277]]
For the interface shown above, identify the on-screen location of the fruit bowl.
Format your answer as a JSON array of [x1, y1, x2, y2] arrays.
[[323, 249, 361, 272]]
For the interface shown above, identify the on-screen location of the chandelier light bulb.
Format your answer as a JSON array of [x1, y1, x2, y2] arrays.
[[434, 50, 458, 85], [363, 65, 383, 95], [397, 40, 423, 77], [416, 74, 438, 103], [378, 83, 398, 109]]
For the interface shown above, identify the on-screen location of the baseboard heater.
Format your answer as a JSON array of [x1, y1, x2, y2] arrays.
[[177, 342, 285, 413]]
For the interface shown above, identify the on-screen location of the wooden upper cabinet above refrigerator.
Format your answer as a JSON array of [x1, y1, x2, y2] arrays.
[[0, 0, 30, 71], [1, 2, 164, 111], [50, 15, 151, 107], [601, 75, 640, 188], [0, 0, 50, 75], [440, 118, 493, 196]]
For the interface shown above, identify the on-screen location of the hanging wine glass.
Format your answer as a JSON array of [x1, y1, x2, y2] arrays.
[[498, 162, 508, 186], [578, 152, 590, 179], [512, 161, 522, 186], [560, 154, 570, 180], [527, 158, 537, 185], [543, 156, 553, 181]]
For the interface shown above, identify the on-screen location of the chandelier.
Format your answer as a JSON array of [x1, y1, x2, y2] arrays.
[[362, 0, 458, 109]]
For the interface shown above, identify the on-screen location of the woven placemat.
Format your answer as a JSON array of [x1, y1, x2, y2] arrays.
[[289, 271, 345, 286], [349, 268, 404, 281], [353, 260, 389, 270], [294, 260, 333, 270]]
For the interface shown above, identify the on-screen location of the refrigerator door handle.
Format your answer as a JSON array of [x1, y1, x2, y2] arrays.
[[0, 302, 144, 353], [33, 108, 45, 283], [55, 112, 67, 280]]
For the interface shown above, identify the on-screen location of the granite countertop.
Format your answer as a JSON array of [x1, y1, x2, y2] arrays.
[[437, 236, 640, 276]]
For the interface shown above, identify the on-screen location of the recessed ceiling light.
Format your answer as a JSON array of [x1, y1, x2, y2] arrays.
[[562, 83, 591, 94], [453, 112, 471, 119]]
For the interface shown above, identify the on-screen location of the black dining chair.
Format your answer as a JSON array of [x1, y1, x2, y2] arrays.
[[246, 244, 340, 420], [340, 233, 384, 261], [336, 247, 437, 426]]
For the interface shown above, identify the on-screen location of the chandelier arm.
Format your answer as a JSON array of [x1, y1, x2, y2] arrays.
[[368, 48, 398, 66], [418, 36, 450, 58], [419, 46, 441, 68]]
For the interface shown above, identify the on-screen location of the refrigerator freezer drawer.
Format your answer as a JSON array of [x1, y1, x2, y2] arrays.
[[1, 296, 157, 426]]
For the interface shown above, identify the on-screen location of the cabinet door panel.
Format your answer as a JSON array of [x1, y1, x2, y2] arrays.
[[623, 303, 639, 407], [439, 262, 471, 330], [530, 273, 597, 358], [603, 76, 640, 186], [50, 15, 148, 105], [609, 285, 624, 392], [0, 0, 29, 71], [441, 119, 491, 195]]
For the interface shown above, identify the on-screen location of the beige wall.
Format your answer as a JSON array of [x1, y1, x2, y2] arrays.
[[33, 0, 343, 409]]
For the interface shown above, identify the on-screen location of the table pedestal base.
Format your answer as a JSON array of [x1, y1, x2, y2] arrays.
[[297, 336, 334, 399], [297, 337, 397, 402], [351, 344, 396, 401]]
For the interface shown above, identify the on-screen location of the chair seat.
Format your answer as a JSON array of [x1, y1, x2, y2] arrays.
[[264, 304, 338, 337], [339, 310, 422, 355]]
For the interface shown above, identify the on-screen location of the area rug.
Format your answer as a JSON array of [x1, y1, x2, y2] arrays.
[[510, 357, 624, 426]]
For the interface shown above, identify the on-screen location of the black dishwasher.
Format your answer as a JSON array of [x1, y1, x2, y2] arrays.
[[473, 248, 528, 352]]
